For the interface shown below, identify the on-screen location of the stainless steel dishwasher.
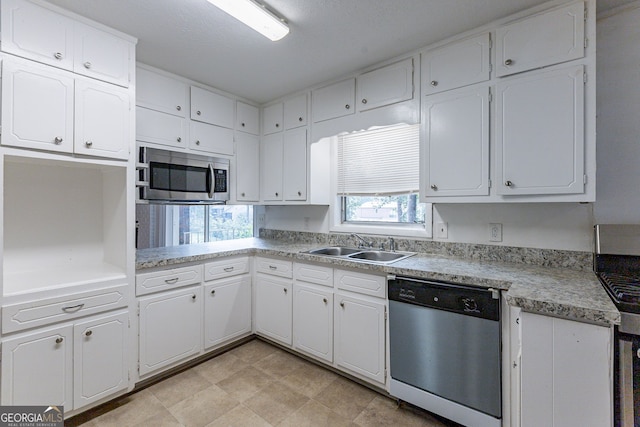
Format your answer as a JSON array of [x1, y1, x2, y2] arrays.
[[388, 276, 501, 427]]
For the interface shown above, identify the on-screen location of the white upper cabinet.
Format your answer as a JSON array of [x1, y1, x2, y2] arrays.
[[312, 78, 356, 123], [189, 121, 234, 156], [136, 106, 187, 149], [1, 59, 74, 153], [136, 67, 188, 117], [496, 65, 585, 196], [263, 102, 284, 134], [236, 101, 259, 135], [283, 128, 308, 201], [260, 133, 284, 201], [357, 58, 413, 112], [1, 0, 134, 87], [74, 78, 130, 160], [235, 132, 260, 202], [422, 86, 489, 198], [73, 21, 132, 87], [284, 93, 308, 130], [190, 86, 235, 129], [1, 0, 75, 70], [422, 34, 491, 95], [495, 2, 585, 77]]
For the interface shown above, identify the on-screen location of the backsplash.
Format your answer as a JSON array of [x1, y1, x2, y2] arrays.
[[259, 228, 593, 272]]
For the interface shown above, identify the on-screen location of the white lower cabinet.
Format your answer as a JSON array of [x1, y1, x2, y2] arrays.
[[1, 310, 129, 411], [138, 286, 202, 377], [334, 290, 386, 385], [204, 275, 252, 349], [516, 311, 612, 427], [254, 273, 292, 346], [293, 282, 333, 362]]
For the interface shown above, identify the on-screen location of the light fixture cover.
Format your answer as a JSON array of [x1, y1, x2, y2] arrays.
[[207, 0, 289, 41]]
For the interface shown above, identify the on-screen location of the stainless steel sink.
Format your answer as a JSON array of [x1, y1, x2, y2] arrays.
[[304, 246, 415, 264], [307, 247, 362, 256]]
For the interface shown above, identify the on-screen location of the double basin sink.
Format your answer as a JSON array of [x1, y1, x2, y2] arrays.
[[305, 246, 415, 264]]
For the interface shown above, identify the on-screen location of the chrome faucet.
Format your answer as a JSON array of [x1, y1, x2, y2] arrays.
[[387, 237, 396, 252], [351, 233, 373, 248]]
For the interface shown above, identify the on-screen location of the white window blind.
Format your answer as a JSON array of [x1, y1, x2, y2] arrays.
[[337, 123, 420, 196]]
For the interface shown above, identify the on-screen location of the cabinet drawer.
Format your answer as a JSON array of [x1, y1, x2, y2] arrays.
[[136, 265, 203, 296], [294, 263, 333, 287], [335, 269, 385, 298], [255, 256, 293, 278], [204, 257, 250, 281], [2, 284, 128, 334]]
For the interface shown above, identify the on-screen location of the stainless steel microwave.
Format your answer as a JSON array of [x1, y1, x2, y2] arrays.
[[138, 147, 229, 203]]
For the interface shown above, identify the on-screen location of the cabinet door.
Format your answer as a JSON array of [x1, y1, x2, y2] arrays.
[[263, 102, 283, 135], [423, 33, 490, 95], [357, 58, 413, 112], [138, 287, 203, 376], [520, 312, 612, 427], [235, 132, 260, 202], [293, 282, 333, 362], [190, 121, 234, 156], [74, 22, 132, 87], [204, 275, 252, 349], [283, 128, 307, 201], [1, 324, 73, 407], [335, 293, 386, 385], [496, 2, 585, 77], [312, 78, 355, 122], [75, 78, 131, 160], [137, 67, 188, 117], [422, 86, 489, 198], [136, 106, 187, 149], [496, 65, 584, 196], [74, 311, 129, 409], [1, 0, 74, 70], [261, 133, 284, 201], [255, 274, 292, 346], [284, 94, 308, 129], [191, 86, 235, 129], [1, 59, 74, 153], [236, 102, 259, 135]]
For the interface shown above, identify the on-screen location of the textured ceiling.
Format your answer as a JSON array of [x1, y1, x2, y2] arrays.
[[46, 0, 634, 104]]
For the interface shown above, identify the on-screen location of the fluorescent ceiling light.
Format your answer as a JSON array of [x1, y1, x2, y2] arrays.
[[207, 0, 290, 41]]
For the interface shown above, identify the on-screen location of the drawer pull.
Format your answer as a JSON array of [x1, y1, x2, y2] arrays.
[[54, 52, 63, 60], [340, 301, 345, 308], [192, 294, 197, 300], [62, 304, 84, 313], [176, 105, 182, 111], [283, 288, 288, 294], [165, 277, 179, 284], [323, 298, 328, 304], [223, 267, 234, 272], [83, 61, 92, 69], [269, 265, 277, 270], [85, 330, 93, 337], [54, 136, 63, 144], [55, 337, 64, 344], [211, 289, 216, 295]]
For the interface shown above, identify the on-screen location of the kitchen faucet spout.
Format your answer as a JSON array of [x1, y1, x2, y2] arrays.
[[351, 233, 373, 248]]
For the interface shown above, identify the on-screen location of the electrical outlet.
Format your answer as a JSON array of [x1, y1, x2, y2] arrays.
[[489, 223, 503, 242], [436, 222, 448, 239]]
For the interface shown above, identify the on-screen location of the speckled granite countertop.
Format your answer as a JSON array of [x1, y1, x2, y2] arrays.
[[136, 238, 620, 326]]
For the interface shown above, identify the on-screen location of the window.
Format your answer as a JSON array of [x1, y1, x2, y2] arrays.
[[336, 124, 428, 227], [137, 204, 253, 248]]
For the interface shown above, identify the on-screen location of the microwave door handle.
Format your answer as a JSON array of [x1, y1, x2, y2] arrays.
[[208, 164, 215, 199]]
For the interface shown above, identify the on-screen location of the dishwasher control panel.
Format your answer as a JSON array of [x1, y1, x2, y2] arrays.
[[388, 277, 499, 321]]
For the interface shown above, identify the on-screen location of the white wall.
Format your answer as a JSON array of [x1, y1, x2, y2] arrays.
[[264, 3, 640, 252]]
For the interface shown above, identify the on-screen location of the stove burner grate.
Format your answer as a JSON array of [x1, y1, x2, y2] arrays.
[[597, 272, 640, 304]]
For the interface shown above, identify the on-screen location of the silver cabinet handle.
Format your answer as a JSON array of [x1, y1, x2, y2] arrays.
[[195, 140, 201, 145], [269, 265, 277, 270], [340, 301, 345, 308], [275, 192, 279, 197], [504, 59, 513, 66], [55, 337, 64, 344], [84, 62, 92, 69], [297, 191, 302, 196], [164, 277, 179, 284], [211, 289, 216, 295], [345, 104, 350, 110], [54, 52, 63, 60], [505, 180, 513, 187], [223, 267, 234, 272], [275, 123, 280, 128], [176, 105, 182, 111], [192, 294, 197, 300], [430, 184, 438, 190], [196, 110, 202, 116], [241, 122, 246, 127], [85, 330, 92, 337], [241, 192, 246, 197], [54, 137, 63, 144], [283, 288, 288, 294], [298, 117, 303, 122], [85, 141, 93, 147], [323, 298, 328, 304], [361, 98, 368, 104], [62, 304, 84, 313], [430, 80, 438, 86], [177, 137, 182, 142]]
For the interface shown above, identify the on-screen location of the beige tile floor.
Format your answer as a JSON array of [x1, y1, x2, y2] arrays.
[[67, 339, 455, 427]]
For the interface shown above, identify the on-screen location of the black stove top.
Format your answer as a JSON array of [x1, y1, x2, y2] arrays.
[[595, 254, 640, 314]]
